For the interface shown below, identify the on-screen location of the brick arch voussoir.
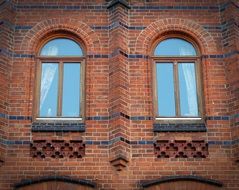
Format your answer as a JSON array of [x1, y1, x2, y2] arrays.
[[21, 18, 101, 55], [135, 18, 216, 55]]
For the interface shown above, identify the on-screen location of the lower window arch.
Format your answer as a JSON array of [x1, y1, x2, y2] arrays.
[[14, 176, 96, 190], [141, 175, 223, 190]]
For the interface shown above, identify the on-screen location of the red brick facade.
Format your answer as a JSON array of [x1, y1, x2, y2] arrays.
[[0, 0, 238, 189]]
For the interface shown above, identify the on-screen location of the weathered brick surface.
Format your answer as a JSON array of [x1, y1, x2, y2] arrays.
[[0, 0, 238, 189]]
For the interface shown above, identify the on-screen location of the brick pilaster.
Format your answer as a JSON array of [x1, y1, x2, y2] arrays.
[[108, 0, 131, 170]]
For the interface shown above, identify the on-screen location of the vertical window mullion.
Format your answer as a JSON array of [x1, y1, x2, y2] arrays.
[[174, 61, 180, 117], [57, 61, 63, 117]]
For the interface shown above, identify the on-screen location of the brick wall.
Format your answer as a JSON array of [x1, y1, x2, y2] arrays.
[[221, 0, 239, 162], [0, 0, 15, 168], [0, 0, 238, 189]]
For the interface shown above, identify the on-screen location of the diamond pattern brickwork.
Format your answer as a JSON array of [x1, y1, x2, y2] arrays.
[[154, 140, 208, 158], [30, 140, 85, 159]]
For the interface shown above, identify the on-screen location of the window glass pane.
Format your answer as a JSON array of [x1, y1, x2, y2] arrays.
[[40, 38, 83, 57], [40, 63, 58, 117], [154, 38, 197, 56], [62, 63, 81, 117], [156, 63, 176, 116], [178, 63, 199, 116]]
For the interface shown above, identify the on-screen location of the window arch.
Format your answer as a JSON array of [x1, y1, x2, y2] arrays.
[[141, 175, 223, 190], [15, 176, 96, 190], [153, 36, 203, 122], [35, 36, 85, 120]]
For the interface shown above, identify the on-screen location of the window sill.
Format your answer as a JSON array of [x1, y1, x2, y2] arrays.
[[155, 117, 202, 121], [32, 121, 85, 132], [35, 117, 83, 121], [153, 123, 206, 132]]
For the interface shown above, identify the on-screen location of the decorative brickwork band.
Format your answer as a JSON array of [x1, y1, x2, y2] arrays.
[[30, 140, 85, 159], [154, 140, 208, 158]]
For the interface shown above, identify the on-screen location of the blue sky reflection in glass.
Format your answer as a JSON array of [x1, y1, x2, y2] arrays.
[[156, 63, 176, 116], [154, 38, 197, 56], [40, 38, 83, 56], [62, 63, 81, 117]]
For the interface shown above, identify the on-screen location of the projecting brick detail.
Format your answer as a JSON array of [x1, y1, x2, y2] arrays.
[[134, 18, 217, 55], [30, 140, 85, 159], [154, 140, 208, 158], [110, 155, 129, 171]]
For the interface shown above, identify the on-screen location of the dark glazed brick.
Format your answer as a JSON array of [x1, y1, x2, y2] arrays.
[[206, 116, 230, 120], [31, 122, 85, 132], [107, 0, 130, 9], [153, 123, 207, 132], [15, 176, 96, 188], [131, 5, 219, 11]]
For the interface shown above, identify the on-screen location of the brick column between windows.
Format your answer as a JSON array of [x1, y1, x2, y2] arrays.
[[108, 0, 131, 170]]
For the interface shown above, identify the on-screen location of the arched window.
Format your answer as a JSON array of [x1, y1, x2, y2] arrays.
[[35, 37, 85, 120], [153, 37, 203, 121]]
